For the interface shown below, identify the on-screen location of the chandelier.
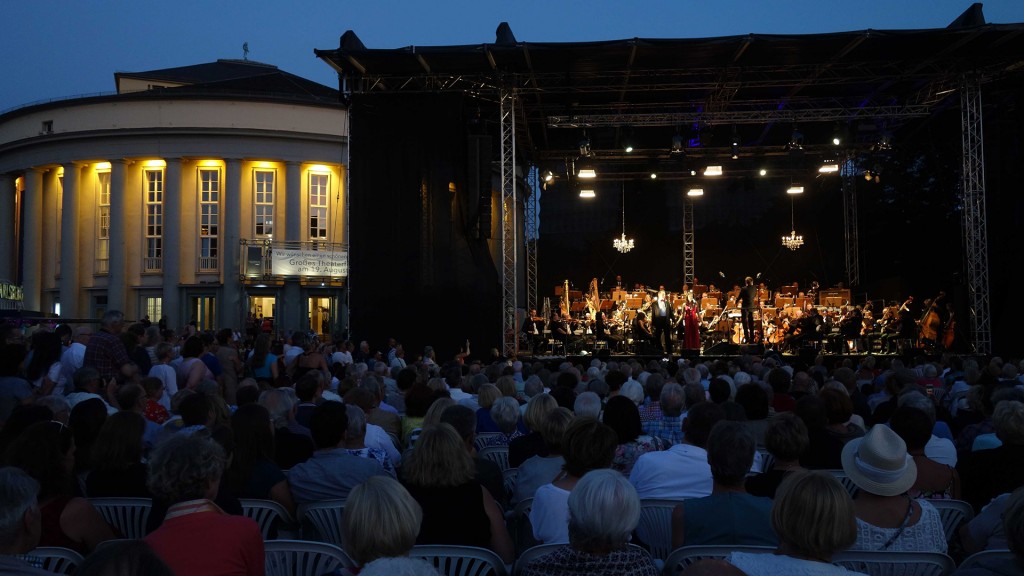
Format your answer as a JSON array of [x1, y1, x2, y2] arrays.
[[782, 193, 803, 250], [614, 182, 634, 253]]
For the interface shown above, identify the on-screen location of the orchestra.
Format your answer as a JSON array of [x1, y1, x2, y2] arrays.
[[522, 276, 960, 356]]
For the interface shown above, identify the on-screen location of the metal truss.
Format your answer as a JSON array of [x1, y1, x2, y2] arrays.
[[526, 166, 539, 316], [683, 199, 695, 286], [960, 75, 991, 354], [841, 159, 860, 287], [500, 85, 519, 358], [547, 105, 932, 128]]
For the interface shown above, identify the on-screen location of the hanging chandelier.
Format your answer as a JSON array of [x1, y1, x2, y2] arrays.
[[614, 182, 634, 253], [782, 192, 804, 250]]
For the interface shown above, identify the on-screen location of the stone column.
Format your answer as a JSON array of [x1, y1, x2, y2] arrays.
[[107, 160, 128, 313], [221, 159, 243, 330], [21, 169, 44, 312], [162, 158, 182, 329], [59, 163, 80, 318], [285, 161, 302, 242], [0, 174, 14, 283]]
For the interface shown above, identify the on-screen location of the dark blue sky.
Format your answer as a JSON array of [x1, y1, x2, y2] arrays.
[[3, 1, 1023, 113]]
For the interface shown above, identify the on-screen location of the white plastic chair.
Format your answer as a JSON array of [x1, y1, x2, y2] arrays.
[[928, 499, 974, 544], [478, 446, 510, 472], [502, 468, 519, 502], [513, 543, 649, 576], [264, 539, 357, 576], [505, 497, 537, 555], [663, 545, 774, 575], [635, 499, 686, 562], [88, 497, 153, 539], [28, 547, 84, 575], [240, 498, 295, 540], [832, 550, 956, 576], [410, 544, 509, 576], [474, 433, 506, 452], [959, 549, 1015, 570], [296, 499, 346, 547]]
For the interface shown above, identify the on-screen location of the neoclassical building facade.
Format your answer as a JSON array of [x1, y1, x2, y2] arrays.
[[0, 60, 348, 335]]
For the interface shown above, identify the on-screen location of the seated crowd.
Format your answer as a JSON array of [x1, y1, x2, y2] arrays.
[[0, 312, 1024, 575]]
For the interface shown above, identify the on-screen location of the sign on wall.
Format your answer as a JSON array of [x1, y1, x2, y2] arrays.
[[271, 248, 348, 277]]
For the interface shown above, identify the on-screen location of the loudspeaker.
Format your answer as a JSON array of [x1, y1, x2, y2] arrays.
[[705, 342, 740, 356]]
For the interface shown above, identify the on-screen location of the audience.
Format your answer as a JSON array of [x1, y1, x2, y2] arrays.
[[85, 411, 150, 497], [342, 404, 397, 477], [958, 400, 1024, 513], [630, 401, 725, 500], [515, 407, 574, 504], [603, 395, 668, 475], [745, 412, 809, 498], [642, 382, 686, 445], [0, 467, 54, 575], [342, 476, 436, 573], [890, 405, 961, 499], [225, 403, 296, 518], [509, 392, 557, 468]]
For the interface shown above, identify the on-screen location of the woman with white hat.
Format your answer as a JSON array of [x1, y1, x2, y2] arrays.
[[842, 424, 947, 552]]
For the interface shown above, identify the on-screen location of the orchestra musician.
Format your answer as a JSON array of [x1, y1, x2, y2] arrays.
[[632, 311, 654, 348], [650, 290, 674, 353], [737, 276, 759, 345], [522, 308, 543, 353], [784, 307, 824, 351]]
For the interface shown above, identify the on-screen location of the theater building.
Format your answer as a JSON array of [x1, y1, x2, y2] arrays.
[[0, 59, 348, 336]]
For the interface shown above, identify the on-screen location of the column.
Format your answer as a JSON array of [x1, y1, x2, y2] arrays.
[[22, 169, 44, 312], [220, 158, 243, 330], [285, 161, 302, 242], [283, 161, 302, 332], [162, 158, 182, 329], [107, 160, 128, 313], [59, 163, 80, 318], [0, 174, 14, 283]]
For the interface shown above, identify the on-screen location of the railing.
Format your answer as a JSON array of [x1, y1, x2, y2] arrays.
[[239, 239, 348, 280], [143, 257, 162, 273], [198, 256, 219, 272]]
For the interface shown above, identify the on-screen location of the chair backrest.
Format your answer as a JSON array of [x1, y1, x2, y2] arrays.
[[264, 539, 357, 576], [297, 499, 346, 547], [240, 498, 294, 540], [505, 498, 537, 556], [927, 499, 975, 544], [87, 497, 153, 539], [636, 499, 686, 562], [478, 446, 510, 472], [832, 550, 956, 576], [502, 468, 519, 502], [28, 547, 84, 575], [513, 543, 649, 576], [410, 544, 509, 576], [824, 469, 860, 498], [663, 545, 774, 575], [755, 449, 775, 474], [959, 549, 1016, 570], [474, 433, 506, 452]]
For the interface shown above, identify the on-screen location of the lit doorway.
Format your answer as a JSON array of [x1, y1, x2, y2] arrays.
[[249, 296, 276, 332], [309, 297, 332, 338], [191, 296, 216, 331]]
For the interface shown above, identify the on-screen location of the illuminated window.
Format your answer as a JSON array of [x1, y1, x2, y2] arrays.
[[198, 169, 220, 271], [144, 297, 162, 322], [96, 172, 110, 274], [309, 173, 329, 240], [56, 175, 63, 274], [144, 169, 163, 272], [254, 170, 274, 237]]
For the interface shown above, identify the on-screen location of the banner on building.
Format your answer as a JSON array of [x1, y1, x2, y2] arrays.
[[271, 248, 348, 277]]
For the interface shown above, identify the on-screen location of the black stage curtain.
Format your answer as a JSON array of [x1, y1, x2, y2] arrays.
[[349, 92, 500, 361]]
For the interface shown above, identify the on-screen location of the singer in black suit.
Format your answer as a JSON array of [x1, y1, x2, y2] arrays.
[[737, 276, 759, 344], [650, 290, 674, 353]]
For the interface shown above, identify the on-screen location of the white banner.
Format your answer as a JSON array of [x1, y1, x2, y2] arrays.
[[271, 248, 348, 277]]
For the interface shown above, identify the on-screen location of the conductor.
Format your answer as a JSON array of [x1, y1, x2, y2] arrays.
[[738, 276, 758, 344]]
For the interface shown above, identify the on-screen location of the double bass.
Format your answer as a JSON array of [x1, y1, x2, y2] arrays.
[[918, 293, 945, 346]]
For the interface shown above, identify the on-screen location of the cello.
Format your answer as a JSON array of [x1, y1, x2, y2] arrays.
[[918, 292, 944, 347], [942, 303, 956, 350]]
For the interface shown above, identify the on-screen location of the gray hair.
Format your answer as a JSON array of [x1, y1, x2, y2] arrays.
[[147, 434, 225, 504], [101, 310, 125, 328], [0, 467, 40, 545], [573, 392, 602, 419], [568, 468, 640, 552], [259, 388, 296, 428], [360, 557, 440, 576], [706, 420, 756, 486], [660, 383, 685, 417], [681, 368, 701, 387], [897, 391, 936, 424], [144, 325, 162, 345], [490, 397, 520, 434], [620, 381, 645, 406], [523, 375, 544, 398], [345, 404, 367, 439]]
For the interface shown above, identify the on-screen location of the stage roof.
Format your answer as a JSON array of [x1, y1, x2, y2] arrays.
[[316, 8, 1024, 177]]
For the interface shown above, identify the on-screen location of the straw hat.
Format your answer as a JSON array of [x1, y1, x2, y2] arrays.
[[841, 424, 917, 497]]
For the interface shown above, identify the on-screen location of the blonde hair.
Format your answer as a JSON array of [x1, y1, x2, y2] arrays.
[[496, 376, 517, 398], [523, 393, 557, 432], [343, 476, 423, 564], [421, 397, 456, 429], [401, 424, 475, 487], [772, 470, 856, 560], [478, 383, 502, 410]]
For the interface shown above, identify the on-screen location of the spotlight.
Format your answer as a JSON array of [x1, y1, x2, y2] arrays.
[[625, 143, 634, 153], [577, 158, 596, 179], [786, 126, 804, 153], [690, 170, 697, 176], [670, 133, 685, 154], [650, 172, 658, 179], [578, 134, 592, 157], [579, 188, 595, 198], [831, 122, 845, 146], [623, 130, 635, 154], [786, 186, 804, 194], [703, 165, 722, 177], [818, 161, 839, 173], [687, 188, 704, 197], [731, 126, 740, 159], [759, 168, 768, 176], [541, 170, 555, 183]]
